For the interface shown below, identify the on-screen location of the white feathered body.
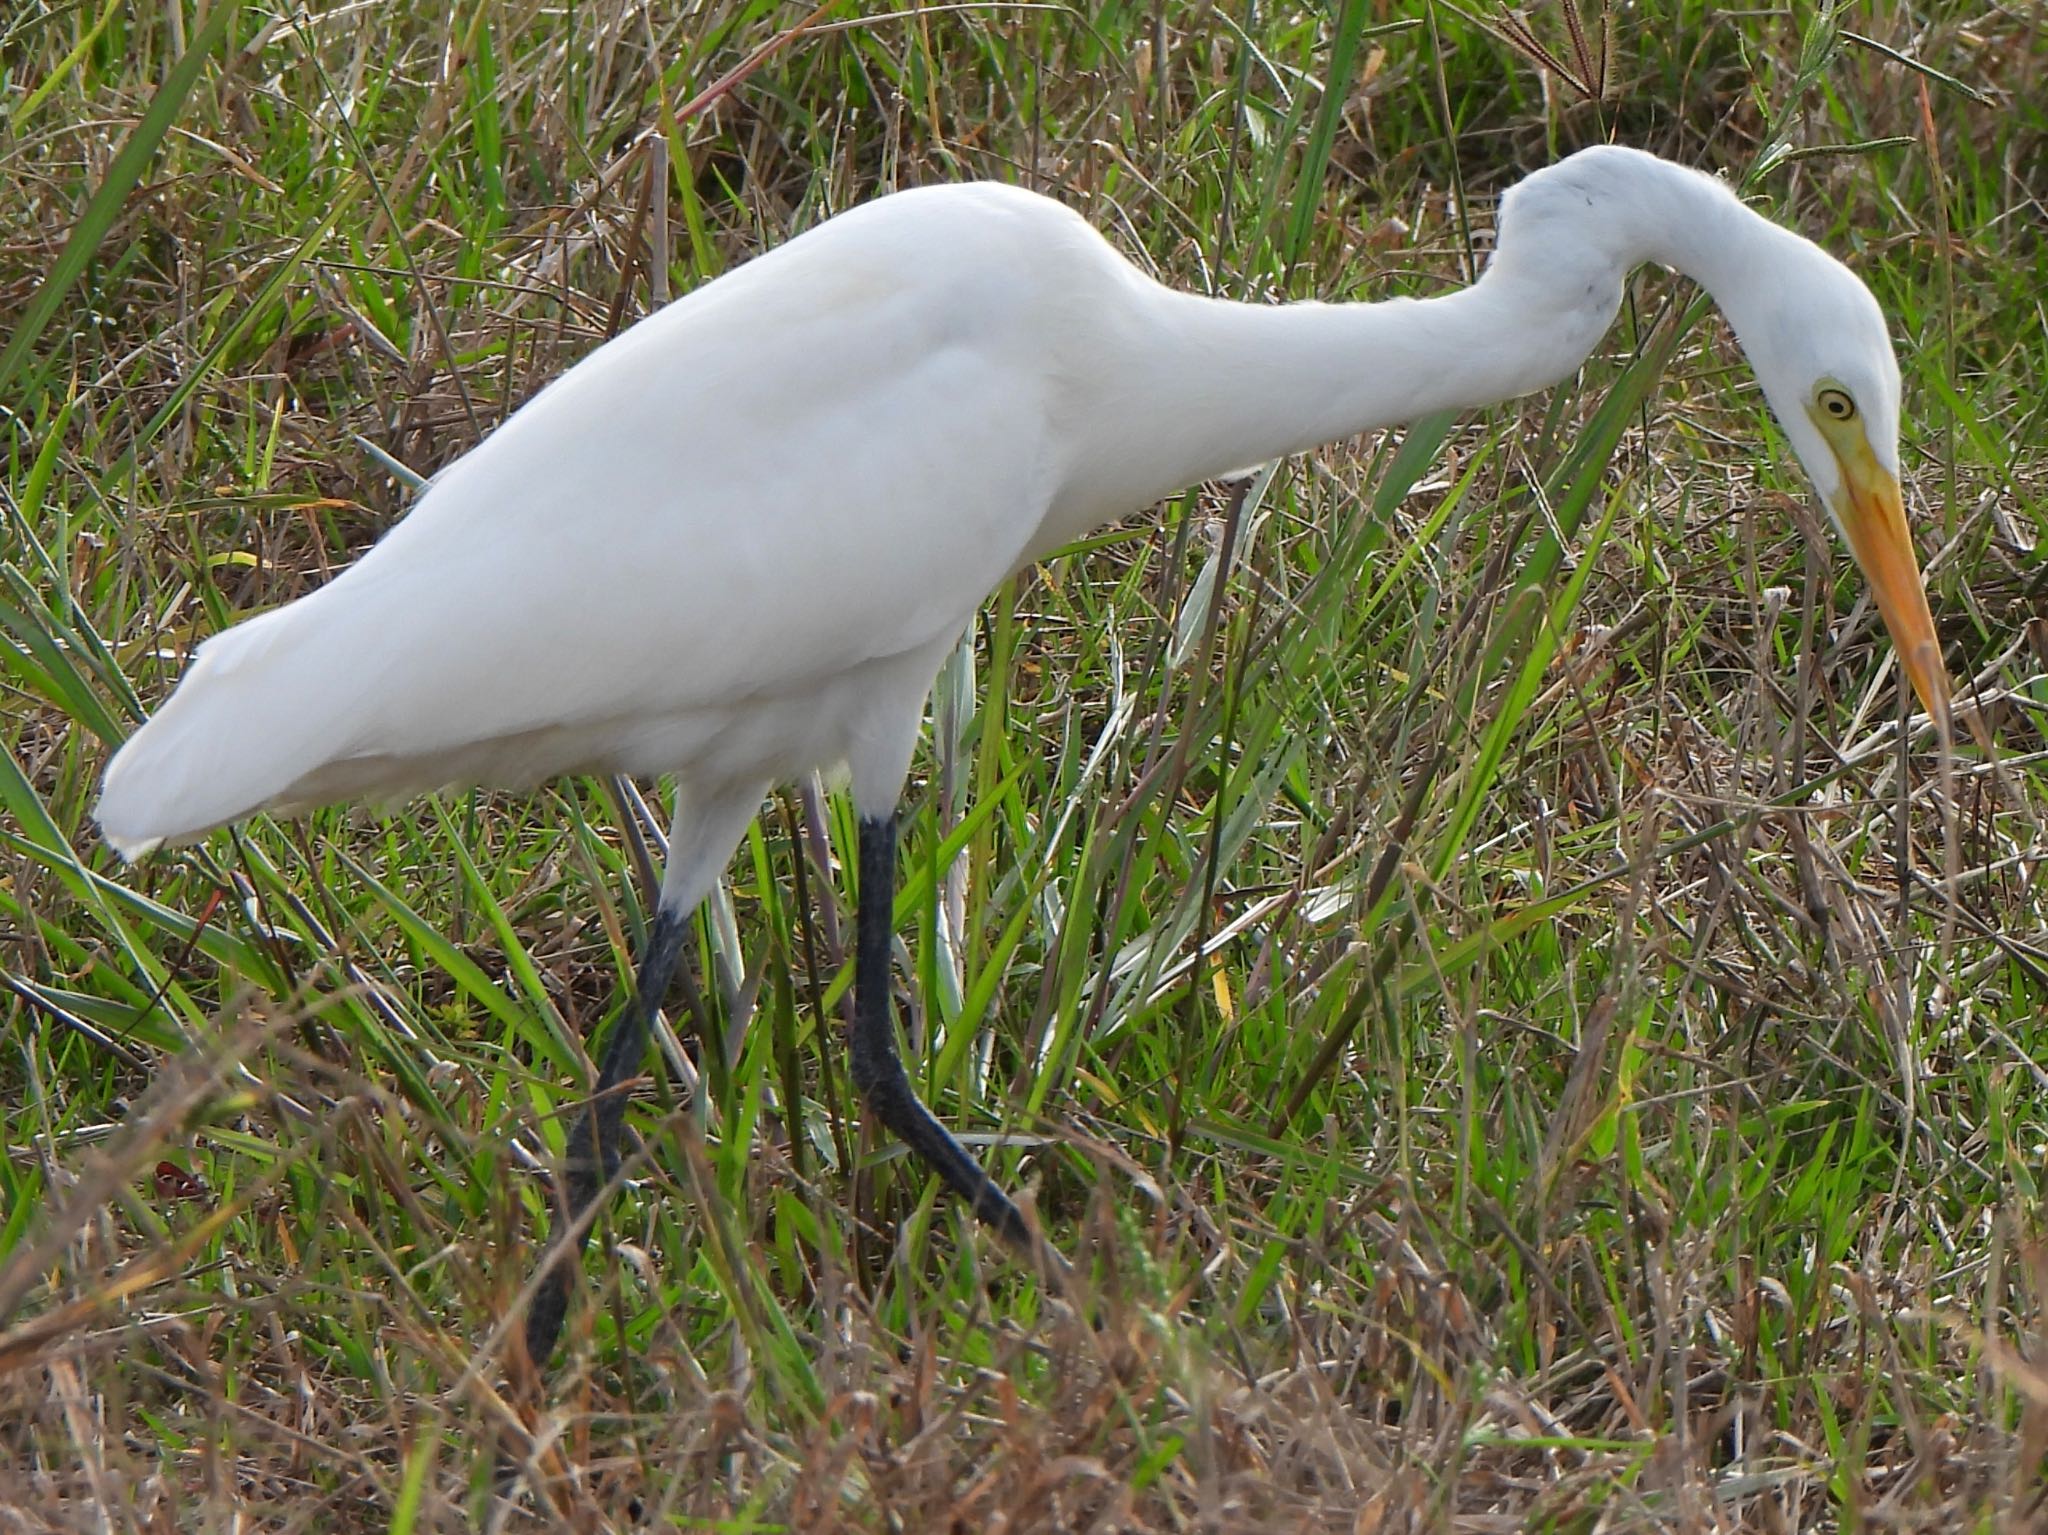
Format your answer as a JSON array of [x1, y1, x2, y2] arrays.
[[100, 147, 1908, 857], [98, 184, 1170, 854]]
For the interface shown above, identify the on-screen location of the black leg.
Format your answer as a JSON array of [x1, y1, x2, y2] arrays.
[[522, 904, 691, 1366], [848, 811, 1047, 1256]]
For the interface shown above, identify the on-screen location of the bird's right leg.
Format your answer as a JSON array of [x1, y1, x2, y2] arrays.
[[521, 787, 766, 1368]]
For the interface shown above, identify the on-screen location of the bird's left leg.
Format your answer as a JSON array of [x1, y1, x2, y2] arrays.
[[521, 785, 766, 1367], [848, 808, 1043, 1255], [840, 664, 1066, 1275]]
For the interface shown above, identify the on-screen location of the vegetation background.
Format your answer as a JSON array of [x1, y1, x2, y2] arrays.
[[2, 0, 2044, 1528]]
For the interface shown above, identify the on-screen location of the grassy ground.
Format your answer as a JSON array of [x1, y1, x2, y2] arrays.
[[3, 0, 2046, 1528]]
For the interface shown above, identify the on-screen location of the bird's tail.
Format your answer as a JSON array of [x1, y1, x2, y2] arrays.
[[96, 602, 364, 859]]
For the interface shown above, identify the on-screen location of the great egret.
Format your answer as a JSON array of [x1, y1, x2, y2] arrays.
[[97, 145, 1950, 1367]]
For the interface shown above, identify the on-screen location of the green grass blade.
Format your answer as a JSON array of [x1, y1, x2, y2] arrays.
[[0, 1, 240, 401]]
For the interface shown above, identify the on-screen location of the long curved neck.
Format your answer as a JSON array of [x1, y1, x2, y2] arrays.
[[1126, 279, 1586, 478], [1061, 148, 1773, 525]]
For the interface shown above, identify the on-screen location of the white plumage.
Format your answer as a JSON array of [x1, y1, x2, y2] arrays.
[[99, 153, 1944, 854], [96, 147, 1949, 1364], [102, 184, 1098, 848]]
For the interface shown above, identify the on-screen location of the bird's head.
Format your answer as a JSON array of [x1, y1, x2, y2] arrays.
[[1719, 230, 1950, 728]]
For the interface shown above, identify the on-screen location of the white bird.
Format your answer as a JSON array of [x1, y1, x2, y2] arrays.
[[97, 145, 1950, 1365]]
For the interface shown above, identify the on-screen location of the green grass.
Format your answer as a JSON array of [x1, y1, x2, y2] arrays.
[[3, 1, 2046, 1528]]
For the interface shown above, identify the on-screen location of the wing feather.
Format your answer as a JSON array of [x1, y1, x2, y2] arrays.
[[98, 186, 1081, 852]]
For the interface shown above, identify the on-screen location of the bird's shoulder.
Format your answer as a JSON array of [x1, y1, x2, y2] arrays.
[[806, 180, 1104, 260], [714, 181, 1135, 331]]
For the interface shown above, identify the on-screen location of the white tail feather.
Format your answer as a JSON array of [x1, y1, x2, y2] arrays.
[[96, 603, 367, 856]]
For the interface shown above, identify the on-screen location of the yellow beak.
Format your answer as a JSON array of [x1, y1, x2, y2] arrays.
[[1829, 448, 1950, 730]]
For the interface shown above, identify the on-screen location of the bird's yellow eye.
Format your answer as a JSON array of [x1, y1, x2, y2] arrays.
[[1817, 387, 1857, 421]]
